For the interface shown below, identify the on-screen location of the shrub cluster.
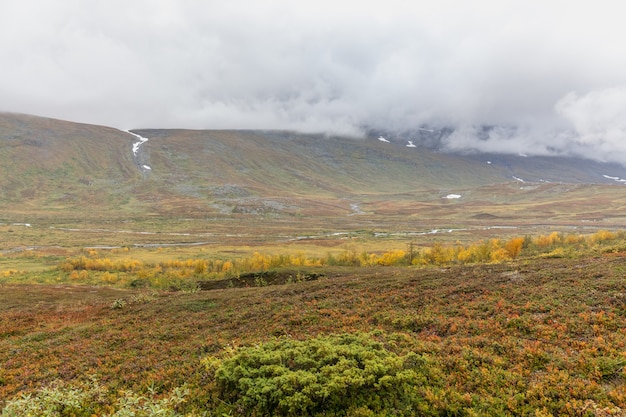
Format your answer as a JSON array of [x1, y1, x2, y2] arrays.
[[51, 230, 626, 288], [412, 230, 625, 265], [0, 378, 188, 417], [203, 333, 430, 416], [58, 256, 143, 272]]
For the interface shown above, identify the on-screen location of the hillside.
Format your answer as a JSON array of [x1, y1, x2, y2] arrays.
[[0, 113, 141, 215], [3, 112, 626, 239]]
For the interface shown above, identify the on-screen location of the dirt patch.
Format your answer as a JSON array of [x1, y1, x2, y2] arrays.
[[197, 269, 325, 290], [471, 213, 500, 220]]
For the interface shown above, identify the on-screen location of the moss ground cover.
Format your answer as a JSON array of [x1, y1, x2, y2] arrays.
[[2, 236, 626, 414]]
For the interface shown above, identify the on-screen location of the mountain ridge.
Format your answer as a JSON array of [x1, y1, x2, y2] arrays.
[[2, 112, 626, 226]]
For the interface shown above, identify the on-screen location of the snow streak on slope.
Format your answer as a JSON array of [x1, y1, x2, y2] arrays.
[[124, 130, 151, 172], [603, 174, 626, 183]]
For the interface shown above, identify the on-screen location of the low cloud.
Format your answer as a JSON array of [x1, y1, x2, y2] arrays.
[[2, 1, 626, 163], [442, 85, 626, 164], [555, 86, 626, 162]]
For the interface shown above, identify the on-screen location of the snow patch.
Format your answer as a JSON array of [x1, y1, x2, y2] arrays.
[[349, 203, 364, 215], [125, 130, 148, 156], [512, 176, 525, 183], [603, 174, 626, 183], [378, 136, 390, 143], [406, 140, 416, 148], [445, 194, 462, 199], [123, 129, 152, 171]]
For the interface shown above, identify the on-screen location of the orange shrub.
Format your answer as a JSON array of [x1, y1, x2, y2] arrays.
[[376, 250, 406, 266], [534, 232, 561, 247], [505, 237, 525, 258], [590, 230, 617, 243], [221, 261, 233, 272], [564, 234, 584, 245], [490, 248, 510, 263]]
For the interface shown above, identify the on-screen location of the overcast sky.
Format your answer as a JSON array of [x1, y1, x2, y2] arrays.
[[2, 0, 626, 163]]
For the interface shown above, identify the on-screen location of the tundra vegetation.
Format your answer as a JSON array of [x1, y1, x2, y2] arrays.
[[2, 229, 626, 415], [6, 113, 626, 415]]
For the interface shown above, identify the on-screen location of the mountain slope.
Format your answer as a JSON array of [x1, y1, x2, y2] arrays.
[[2, 112, 626, 223], [0, 113, 140, 213]]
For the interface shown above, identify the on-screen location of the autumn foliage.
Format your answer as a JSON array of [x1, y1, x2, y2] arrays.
[[50, 230, 626, 289], [3, 229, 626, 415]]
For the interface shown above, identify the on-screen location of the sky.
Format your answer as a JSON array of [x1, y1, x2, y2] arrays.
[[2, 0, 626, 163]]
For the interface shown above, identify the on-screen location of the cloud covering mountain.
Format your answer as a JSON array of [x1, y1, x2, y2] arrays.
[[2, 1, 626, 163]]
